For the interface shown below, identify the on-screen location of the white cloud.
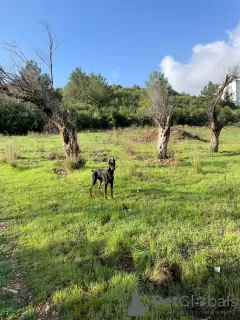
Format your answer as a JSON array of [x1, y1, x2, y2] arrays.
[[160, 23, 240, 95]]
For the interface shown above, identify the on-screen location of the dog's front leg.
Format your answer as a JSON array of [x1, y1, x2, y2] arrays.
[[110, 181, 114, 199], [104, 183, 108, 200]]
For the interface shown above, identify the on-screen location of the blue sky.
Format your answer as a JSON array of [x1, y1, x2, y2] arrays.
[[1, 0, 240, 93]]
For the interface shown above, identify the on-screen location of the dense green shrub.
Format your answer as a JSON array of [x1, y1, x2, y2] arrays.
[[0, 98, 45, 135], [2, 69, 240, 135]]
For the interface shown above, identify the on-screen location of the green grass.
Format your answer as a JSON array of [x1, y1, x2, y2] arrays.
[[0, 126, 240, 319]]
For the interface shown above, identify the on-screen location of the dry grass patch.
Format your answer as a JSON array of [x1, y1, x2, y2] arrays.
[[62, 157, 86, 172], [48, 148, 65, 160], [0, 142, 21, 167], [124, 139, 136, 155], [134, 128, 157, 143]]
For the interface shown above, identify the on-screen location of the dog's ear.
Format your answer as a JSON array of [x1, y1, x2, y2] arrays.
[[108, 158, 112, 163]]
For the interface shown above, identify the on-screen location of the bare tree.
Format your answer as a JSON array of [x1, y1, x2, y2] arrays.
[[146, 72, 173, 159], [209, 64, 239, 152], [0, 22, 80, 159], [34, 20, 56, 89]]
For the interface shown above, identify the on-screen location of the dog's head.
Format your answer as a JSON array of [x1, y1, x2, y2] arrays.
[[108, 157, 116, 171]]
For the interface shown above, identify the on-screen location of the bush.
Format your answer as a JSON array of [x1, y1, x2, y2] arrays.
[[0, 97, 45, 135]]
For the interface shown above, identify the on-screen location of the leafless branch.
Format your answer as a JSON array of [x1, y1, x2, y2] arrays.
[[147, 82, 173, 128], [2, 41, 29, 65], [33, 19, 57, 88], [214, 63, 240, 105], [34, 47, 51, 69]]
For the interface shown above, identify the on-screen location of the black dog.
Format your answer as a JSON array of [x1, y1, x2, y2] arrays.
[[89, 158, 116, 199]]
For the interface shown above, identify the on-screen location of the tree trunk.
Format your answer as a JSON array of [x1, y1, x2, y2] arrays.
[[59, 125, 79, 158], [157, 125, 171, 159], [210, 120, 222, 153]]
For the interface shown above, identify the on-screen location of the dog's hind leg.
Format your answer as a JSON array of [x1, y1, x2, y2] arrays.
[[89, 172, 97, 198], [97, 178, 103, 193]]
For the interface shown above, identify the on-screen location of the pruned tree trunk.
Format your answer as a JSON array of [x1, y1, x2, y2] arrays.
[[59, 125, 79, 158], [157, 125, 171, 159], [210, 120, 221, 153], [208, 65, 240, 152]]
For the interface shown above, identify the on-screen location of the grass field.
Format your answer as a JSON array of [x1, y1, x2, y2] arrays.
[[0, 126, 240, 320]]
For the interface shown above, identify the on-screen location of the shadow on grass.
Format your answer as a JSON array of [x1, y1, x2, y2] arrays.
[[139, 258, 240, 320], [20, 238, 110, 297], [220, 150, 240, 157], [128, 189, 220, 203], [18, 236, 138, 319], [4, 212, 240, 319], [16, 164, 43, 171]]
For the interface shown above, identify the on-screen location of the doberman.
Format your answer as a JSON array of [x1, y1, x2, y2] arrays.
[[89, 158, 116, 199]]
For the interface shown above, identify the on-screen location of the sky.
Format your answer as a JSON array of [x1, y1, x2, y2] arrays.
[[1, 0, 240, 95]]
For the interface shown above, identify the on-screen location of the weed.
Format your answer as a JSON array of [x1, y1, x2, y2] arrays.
[[192, 150, 202, 173], [112, 129, 120, 145], [0, 142, 21, 167], [62, 156, 86, 172], [36, 140, 45, 152], [124, 139, 135, 155], [48, 148, 65, 160]]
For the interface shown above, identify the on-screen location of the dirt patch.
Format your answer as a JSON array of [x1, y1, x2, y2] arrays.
[[148, 260, 182, 297], [134, 129, 157, 143], [144, 157, 181, 167], [35, 302, 59, 320], [1, 220, 59, 319], [134, 127, 204, 144], [158, 158, 181, 165], [171, 128, 204, 143], [1, 220, 32, 308]]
